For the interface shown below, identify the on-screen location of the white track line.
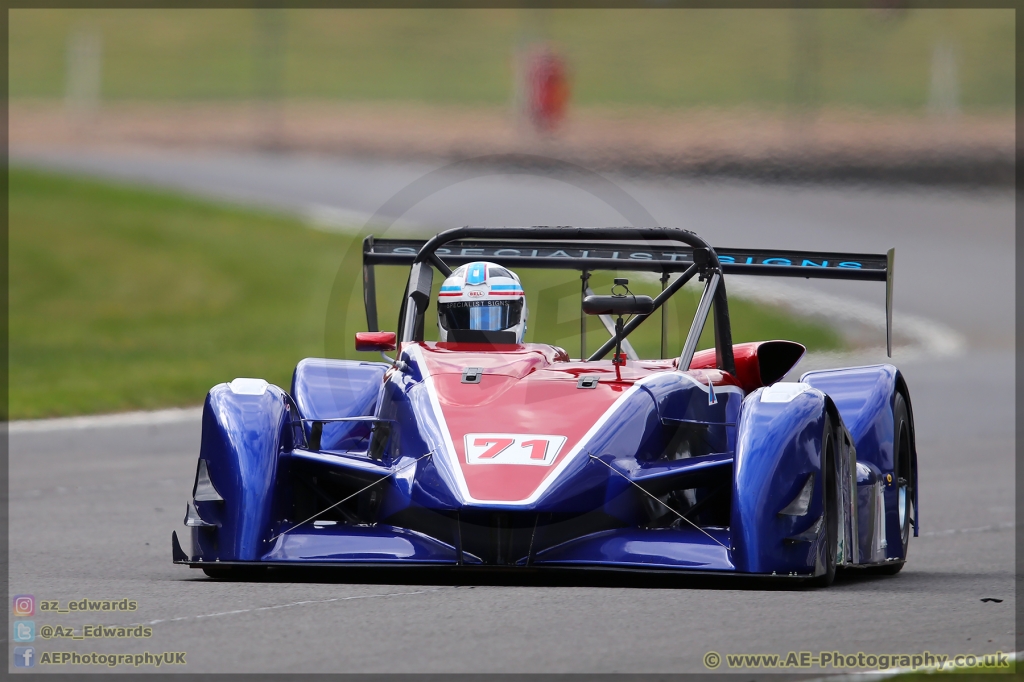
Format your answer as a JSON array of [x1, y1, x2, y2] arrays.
[[8, 406, 202, 434], [920, 521, 1014, 537], [136, 588, 445, 627], [303, 203, 422, 232], [634, 271, 965, 367], [725, 277, 965, 361]]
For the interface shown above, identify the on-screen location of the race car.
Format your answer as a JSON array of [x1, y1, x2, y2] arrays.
[[173, 226, 917, 585]]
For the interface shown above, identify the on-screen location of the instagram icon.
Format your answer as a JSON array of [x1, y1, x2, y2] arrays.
[[12, 595, 34, 617]]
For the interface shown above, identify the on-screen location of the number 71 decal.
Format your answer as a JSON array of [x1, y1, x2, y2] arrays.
[[464, 434, 568, 466]]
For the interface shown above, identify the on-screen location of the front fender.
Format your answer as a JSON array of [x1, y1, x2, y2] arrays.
[[731, 386, 828, 574], [193, 382, 288, 561], [801, 363, 917, 553]]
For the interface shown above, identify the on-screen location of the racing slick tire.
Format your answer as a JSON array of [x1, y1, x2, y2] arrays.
[[866, 392, 913, 575], [812, 414, 839, 587]]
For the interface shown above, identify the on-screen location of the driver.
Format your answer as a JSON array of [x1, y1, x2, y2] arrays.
[[437, 261, 528, 343]]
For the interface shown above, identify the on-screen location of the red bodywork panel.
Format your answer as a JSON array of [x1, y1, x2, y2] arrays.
[[690, 344, 761, 393], [689, 340, 805, 393], [412, 342, 738, 503]]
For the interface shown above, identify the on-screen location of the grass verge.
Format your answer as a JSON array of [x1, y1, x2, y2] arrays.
[[9, 167, 842, 419], [10, 9, 1013, 110]]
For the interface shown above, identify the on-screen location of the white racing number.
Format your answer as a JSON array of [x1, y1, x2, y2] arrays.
[[464, 434, 568, 466]]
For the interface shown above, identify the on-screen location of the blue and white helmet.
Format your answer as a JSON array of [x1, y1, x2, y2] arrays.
[[437, 261, 528, 343]]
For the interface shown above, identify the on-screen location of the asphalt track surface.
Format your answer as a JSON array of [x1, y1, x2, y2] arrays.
[[9, 148, 1017, 674]]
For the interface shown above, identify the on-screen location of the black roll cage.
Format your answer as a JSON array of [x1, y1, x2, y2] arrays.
[[392, 226, 736, 373], [361, 225, 894, 373]]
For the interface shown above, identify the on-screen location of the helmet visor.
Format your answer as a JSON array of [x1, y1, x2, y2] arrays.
[[439, 300, 523, 332]]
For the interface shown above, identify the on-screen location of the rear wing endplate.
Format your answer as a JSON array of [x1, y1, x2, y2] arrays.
[[362, 236, 895, 356]]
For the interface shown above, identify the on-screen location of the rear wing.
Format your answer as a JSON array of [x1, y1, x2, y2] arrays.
[[361, 233, 895, 355]]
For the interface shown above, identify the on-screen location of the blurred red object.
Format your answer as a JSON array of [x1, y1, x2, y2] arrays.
[[525, 45, 570, 133], [355, 331, 397, 352]]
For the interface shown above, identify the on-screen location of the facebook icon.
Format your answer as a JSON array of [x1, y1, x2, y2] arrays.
[[14, 646, 35, 668]]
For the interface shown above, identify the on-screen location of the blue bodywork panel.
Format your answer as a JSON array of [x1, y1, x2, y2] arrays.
[[291, 358, 389, 450], [731, 387, 830, 574], [802, 364, 917, 551], [264, 526, 459, 564], [192, 383, 289, 562], [182, 352, 913, 577]]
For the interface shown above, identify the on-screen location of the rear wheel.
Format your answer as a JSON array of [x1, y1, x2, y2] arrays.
[[870, 393, 913, 575], [812, 415, 839, 587]]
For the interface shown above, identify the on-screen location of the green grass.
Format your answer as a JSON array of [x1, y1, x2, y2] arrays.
[[9, 168, 842, 420], [10, 169, 352, 419], [896, 674, 1015, 680], [10, 8, 1014, 111]]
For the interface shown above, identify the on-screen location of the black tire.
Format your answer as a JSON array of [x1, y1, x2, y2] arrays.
[[812, 415, 839, 587], [869, 393, 913, 575]]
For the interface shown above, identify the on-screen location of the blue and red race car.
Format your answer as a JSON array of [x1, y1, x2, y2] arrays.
[[174, 226, 917, 586]]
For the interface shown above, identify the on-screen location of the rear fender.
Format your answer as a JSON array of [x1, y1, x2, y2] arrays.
[[192, 382, 289, 561], [801, 364, 918, 550], [731, 386, 831, 575]]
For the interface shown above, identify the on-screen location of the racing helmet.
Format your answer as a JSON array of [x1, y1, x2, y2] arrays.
[[437, 261, 528, 343]]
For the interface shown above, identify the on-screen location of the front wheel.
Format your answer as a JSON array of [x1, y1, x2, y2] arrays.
[[812, 415, 839, 587], [868, 393, 913, 575]]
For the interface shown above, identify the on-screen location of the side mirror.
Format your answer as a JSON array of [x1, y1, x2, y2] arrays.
[[355, 331, 397, 352], [582, 295, 655, 316]]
